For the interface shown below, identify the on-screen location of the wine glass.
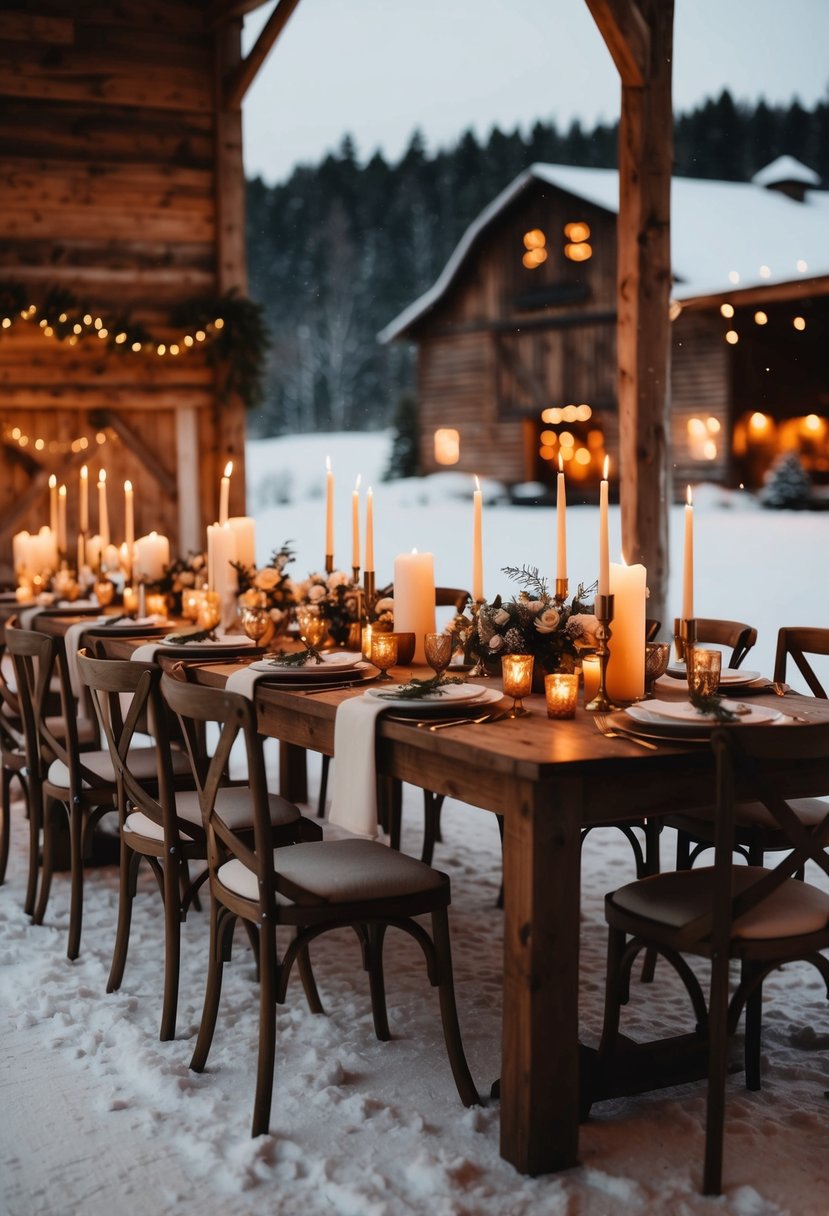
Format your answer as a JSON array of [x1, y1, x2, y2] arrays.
[[424, 632, 453, 678], [239, 604, 272, 646]]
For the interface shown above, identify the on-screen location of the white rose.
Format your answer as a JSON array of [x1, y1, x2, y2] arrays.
[[488, 634, 505, 652], [254, 567, 281, 591], [327, 571, 349, 590], [374, 597, 394, 614], [493, 608, 511, 627], [308, 584, 327, 603], [535, 607, 561, 635]]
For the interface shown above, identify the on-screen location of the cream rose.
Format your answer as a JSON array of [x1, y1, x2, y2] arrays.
[[534, 607, 561, 635]]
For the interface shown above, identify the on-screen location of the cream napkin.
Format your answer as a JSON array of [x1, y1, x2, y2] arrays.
[[225, 666, 263, 700], [328, 694, 389, 839]]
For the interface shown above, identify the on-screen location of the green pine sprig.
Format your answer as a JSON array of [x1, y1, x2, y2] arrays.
[[689, 692, 739, 722], [376, 674, 464, 700], [267, 643, 324, 667]]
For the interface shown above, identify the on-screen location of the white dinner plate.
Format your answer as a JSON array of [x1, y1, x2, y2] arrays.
[[250, 651, 362, 680], [626, 699, 782, 730], [162, 633, 257, 648], [367, 681, 490, 710], [666, 662, 762, 687], [379, 685, 504, 717]]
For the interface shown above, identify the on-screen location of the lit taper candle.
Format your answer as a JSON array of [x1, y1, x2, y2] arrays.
[[598, 456, 610, 597]]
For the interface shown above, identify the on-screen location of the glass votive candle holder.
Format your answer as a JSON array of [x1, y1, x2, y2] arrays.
[[687, 647, 722, 697], [122, 585, 139, 615], [197, 590, 221, 630], [545, 672, 579, 719], [501, 653, 534, 717], [370, 631, 398, 680], [182, 586, 205, 621], [581, 654, 601, 705], [145, 592, 168, 618], [361, 623, 374, 661]]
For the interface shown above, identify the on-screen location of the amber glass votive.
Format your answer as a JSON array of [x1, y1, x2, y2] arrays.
[[581, 655, 601, 705], [545, 672, 579, 719], [361, 623, 374, 660], [122, 585, 139, 616], [501, 653, 534, 696], [370, 631, 398, 680]]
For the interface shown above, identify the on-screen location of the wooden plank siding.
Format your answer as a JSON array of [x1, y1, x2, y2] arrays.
[[0, 0, 250, 576], [670, 310, 731, 487]]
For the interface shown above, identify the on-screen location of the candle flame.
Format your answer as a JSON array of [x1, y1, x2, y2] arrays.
[[686, 485, 693, 507], [58, 484, 66, 497], [411, 547, 418, 554], [367, 485, 373, 497], [603, 455, 609, 480], [124, 479, 132, 493], [99, 469, 106, 484], [150, 530, 158, 538], [325, 455, 331, 472], [558, 452, 564, 473], [223, 461, 233, 478], [80, 465, 88, 480], [49, 474, 57, 489], [474, 474, 480, 492], [354, 474, 361, 491]]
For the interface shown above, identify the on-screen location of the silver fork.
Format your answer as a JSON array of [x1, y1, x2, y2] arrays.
[[594, 713, 658, 750]]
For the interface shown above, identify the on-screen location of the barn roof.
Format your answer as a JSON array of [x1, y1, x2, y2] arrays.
[[379, 161, 829, 342]]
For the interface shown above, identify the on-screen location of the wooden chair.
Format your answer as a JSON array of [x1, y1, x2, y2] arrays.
[[161, 672, 479, 1136], [78, 651, 321, 1039], [666, 625, 827, 873], [675, 617, 758, 669], [599, 721, 829, 1194], [0, 618, 31, 900]]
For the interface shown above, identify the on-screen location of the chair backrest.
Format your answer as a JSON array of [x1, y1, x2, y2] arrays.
[[435, 587, 470, 613], [76, 650, 194, 844], [773, 627, 829, 699], [0, 617, 26, 756], [160, 673, 274, 909], [686, 722, 829, 952], [689, 618, 758, 669]]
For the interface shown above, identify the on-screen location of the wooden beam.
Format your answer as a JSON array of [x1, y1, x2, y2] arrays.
[[224, 0, 301, 110], [614, 0, 674, 624], [0, 448, 87, 550], [92, 409, 177, 498], [584, 0, 649, 87], [210, 0, 273, 28]]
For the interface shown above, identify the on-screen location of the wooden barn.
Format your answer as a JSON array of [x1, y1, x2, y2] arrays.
[[0, 0, 290, 584], [381, 156, 829, 498]]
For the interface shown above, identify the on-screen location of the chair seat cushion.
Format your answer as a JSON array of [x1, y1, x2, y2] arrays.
[[609, 865, 829, 941], [218, 838, 446, 906], [175, 786, 301, 832], [45, 715, 97, 746], [124, 809, 195, 844], [47, 745, 190, 791]]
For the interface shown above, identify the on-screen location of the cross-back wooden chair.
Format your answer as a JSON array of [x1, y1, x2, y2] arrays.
[[676, 617, 758, 669], [0, 617, 31, 899], [773, 626, 829, 697], [161, 672, 479, 1137], [599, 721, 829, 1195]]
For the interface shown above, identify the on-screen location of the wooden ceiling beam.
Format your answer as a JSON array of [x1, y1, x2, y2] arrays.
[[209, 0, 273, 29], [584, 0, 649, 87], [223, 0, 301, 110]]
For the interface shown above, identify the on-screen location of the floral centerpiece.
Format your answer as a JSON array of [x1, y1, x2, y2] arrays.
[[450, 567, 598, 674], [148, 551, 207, 615], [234, 542, 297, 637], [293, 569, 362, 647]]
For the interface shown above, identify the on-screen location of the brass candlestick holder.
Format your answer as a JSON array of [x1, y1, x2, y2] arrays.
[[674, 616, 697, 663], [554, 577, 569, 605], [325, 553, 334, 575], [363, 569, 376, 615], [352, 565, 360, 586], [585, 592, 620, 712]]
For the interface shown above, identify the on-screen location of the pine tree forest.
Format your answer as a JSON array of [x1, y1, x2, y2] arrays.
[[245, 90, 829, 438]]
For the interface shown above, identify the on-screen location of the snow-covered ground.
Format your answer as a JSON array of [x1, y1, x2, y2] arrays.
[[2, 430, 829, 1216]]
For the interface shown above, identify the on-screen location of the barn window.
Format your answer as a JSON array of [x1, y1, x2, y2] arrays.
[[686, 416, 721, 461], [434, 428, 460, 465]]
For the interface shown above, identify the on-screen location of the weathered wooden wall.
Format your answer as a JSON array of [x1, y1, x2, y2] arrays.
[[0, 1, 248, 578]]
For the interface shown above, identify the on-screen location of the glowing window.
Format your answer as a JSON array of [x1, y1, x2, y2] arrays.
[[522, 247, 548, 270], [434, 428, 460, 465], [564, 242, 592, 262], [523, 229, 546, 250], [563, 221, 590, 242]]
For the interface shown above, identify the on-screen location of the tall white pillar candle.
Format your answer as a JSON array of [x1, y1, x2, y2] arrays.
[[79, 465, 89, 534], [352, 475, 361, 571], [207, 523, 238, 630], [682, 485, 694, 620], [97, 470, 109, 548], [598, 456, 610, 597], [365, 486, 374, 572], [133, 531, 170, 582], [57, 485, 67, 553], [227, 516, 256, 570], [556, 454, 567, 582], [472, 476, 483, 602], [219, 461, 232, 526], [393, 550, 436, 665], [606, 559, 647, 703]]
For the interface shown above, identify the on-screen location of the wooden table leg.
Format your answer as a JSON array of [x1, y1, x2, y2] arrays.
[[279, 742, 308, 803], [500, 776, 582, 1174]]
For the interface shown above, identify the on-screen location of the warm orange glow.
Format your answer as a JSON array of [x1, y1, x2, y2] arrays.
[[564, 221, 590, 242], [793, 316, 807, 331], [523, 228, 546, 250], [559, 431, 575, 448], [707, 417, 721, 434], [539, 445, 556, 461], [540, 430, 557, 445], [668, 299, 683, 321], [754, 311, 768, 325], [522, 248, 548, 269], [720, 303, 735, 318], [603, 456, 610, 480], [803, 414, 824, 435], [576, 404, 592, 421], [561, 404, 578, 422], [587, 430, 604, 450], [725, 330, 739, 345], [561, 447, 574, 462], [224, 460, 233, 478], [686, 485, 693, 507], [558, 452, 564, 473], [749, 412, 769, 435], [703, 440, 718, 460], [574, 447, 591, 465], [434, 428, 460, 465], [564, 242, 592, 262], [687, 418, 707, 437]]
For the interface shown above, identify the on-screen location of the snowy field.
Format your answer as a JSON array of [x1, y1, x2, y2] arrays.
[[2, 430, 829, 1216]]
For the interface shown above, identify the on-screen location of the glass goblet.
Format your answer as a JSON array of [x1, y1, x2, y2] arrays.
[[501, 653, 534, 718], [239, 604, 271, 645], [424, 632, 453, 678], [370, 632, 398, 682]]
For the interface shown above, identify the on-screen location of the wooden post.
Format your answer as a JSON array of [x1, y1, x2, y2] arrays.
[[586, 0, 674, 626]]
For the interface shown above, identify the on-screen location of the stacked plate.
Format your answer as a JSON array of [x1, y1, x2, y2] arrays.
[[159, 634, 261, 659], [665, 663, 763, 691], [367, 681, 502, 717], [250, 650, 372, 688], [619, 697, 783, 742]]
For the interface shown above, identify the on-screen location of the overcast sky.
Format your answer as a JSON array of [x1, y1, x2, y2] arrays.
[[242, 0, 829, 184]]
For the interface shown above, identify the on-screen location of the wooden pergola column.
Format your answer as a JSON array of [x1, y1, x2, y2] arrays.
[[586, 0, 674, 626]]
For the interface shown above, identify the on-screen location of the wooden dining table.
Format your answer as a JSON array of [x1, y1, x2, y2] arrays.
[[151, 655, 825, 1177], [81, 633, 829, 1175]]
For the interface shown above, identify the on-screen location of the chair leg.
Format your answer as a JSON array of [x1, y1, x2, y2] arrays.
[[317, 754, 330, 818], [190, 902, 230, 1073], [23, 775, 40, 918], [66, 805, 85, 961], [703, 952, 731, 1195], [0, 766, 12, 885], [296, 941, 324, 1015], [599, 926, 627, 1059], [107, 845, 141, 993], [366, 922, 390, 1042], [252, 920, 278, 1137], [159, 855, 184, 1042], [640, 820, 661, 984], [743, 961, 763, 1092], [33, 798, 59, 926], [430, 908, 478, 1107], [421, 792, 442, 865]]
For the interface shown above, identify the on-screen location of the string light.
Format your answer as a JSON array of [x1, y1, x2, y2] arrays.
[[2, 420, 111, 457]]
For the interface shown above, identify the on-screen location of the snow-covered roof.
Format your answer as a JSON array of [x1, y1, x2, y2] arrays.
[[380, 161, 829, 342], [751, 155, 821, 188]]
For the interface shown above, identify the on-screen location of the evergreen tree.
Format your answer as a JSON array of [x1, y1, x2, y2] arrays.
[[759, 452, 812, 509]]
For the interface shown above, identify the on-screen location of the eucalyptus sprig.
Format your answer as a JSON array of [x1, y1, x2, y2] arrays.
[[689, 692, 740, 722], [268, 643, 324, 667], [501, 565, 549, 598], [376, 674, 464, 701]]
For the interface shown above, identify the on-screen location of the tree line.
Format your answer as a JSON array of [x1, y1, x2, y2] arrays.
[[245, 89, 829, 437]]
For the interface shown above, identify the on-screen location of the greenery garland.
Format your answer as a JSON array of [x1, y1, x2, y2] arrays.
[[0, 281, 269, 409]]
